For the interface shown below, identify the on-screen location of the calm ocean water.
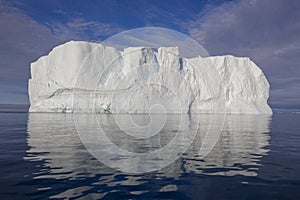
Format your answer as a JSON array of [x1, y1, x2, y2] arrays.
[[0, 109, 300, 199]]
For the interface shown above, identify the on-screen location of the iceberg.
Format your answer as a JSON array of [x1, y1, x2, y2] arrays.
[[28, 41, 272, 114]]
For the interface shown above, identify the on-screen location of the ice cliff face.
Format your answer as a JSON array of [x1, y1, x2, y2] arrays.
[[28, 41, 272, 114]]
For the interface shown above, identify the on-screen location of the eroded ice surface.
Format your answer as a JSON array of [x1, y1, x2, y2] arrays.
[[28, 41, 272, 114]]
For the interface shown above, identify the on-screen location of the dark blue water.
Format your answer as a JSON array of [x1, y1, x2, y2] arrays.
[[0, 109, 300, 199]]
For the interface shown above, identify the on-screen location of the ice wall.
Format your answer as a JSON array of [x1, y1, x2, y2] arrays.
[[28, 41, 272, 114]]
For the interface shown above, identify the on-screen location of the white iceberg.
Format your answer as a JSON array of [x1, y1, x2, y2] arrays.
[[28, 41, 272, 114]]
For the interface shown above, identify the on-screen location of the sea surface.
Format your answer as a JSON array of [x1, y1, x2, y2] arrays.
[[0, 108, 300, 199]]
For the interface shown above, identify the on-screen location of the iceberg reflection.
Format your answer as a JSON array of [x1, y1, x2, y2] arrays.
[[25, 113, 271, 198], [24, 113, 270, 198]]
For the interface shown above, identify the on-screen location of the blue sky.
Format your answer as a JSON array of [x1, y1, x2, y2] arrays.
[[0, 0, 299, 108]]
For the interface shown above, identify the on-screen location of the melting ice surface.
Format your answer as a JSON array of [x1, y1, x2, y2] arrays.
[[28, 41, 272, 114]]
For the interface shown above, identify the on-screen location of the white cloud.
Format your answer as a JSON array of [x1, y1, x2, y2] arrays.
[[185, 0, 300, 107]]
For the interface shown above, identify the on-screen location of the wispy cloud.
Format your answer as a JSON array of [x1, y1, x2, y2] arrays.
[[0, 1, 61, 92], [46, 17, 123, 42], [0, 1, 123, 104]]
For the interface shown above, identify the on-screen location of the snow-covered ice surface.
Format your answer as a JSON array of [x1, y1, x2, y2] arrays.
[[28, 41, 272, 114]]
